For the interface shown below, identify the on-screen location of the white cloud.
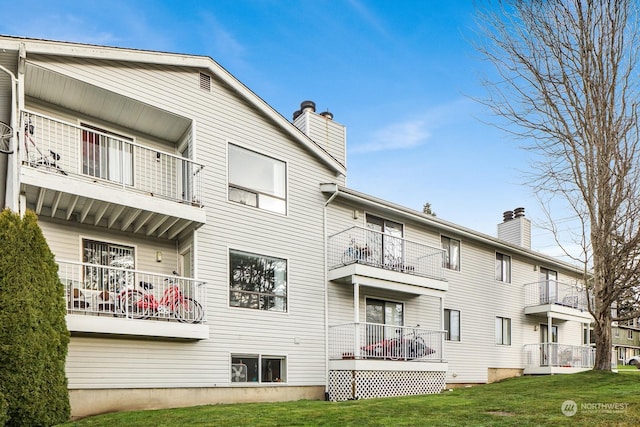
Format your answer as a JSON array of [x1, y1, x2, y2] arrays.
[[199, 13, 245, 62], [351, 119, 431, 153], [351, 98, 474, 154]]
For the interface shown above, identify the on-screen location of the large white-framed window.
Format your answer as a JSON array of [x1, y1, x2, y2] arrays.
[[228, 143, 286, 214], [231, 354, 286, 383], [82, 239, 135, 291], [229, 249, 287, 312], [495, 252, 511, 283], [441, 236, 460, 271], [81, 123, 134, 186], [495, 316, 511, 345], [444, 309, 460, 341]]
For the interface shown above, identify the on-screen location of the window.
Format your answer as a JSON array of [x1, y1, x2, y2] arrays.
[[228, 144, 286, 214], [81, 124, 133, 185], [495, 252, 511, 283], [366, 298, 404, 326], [229, 250, 287, 312], [365, 298, 403, 346], [538, 267, 558, 304], [583, 324, 595, 345], [495, 316, 511, 345], [231, 355, 286, 383], [83, 239, 134, 290], [366, 215, 404, 267], [628, 329, 634, 340], [441, 236, 460, 271], [444, 309, 460, 341], [615, 328, 620, 338]]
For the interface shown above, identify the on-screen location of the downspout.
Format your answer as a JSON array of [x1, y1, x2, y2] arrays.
[[323, 184, 339, 400], [0, 63, 18, 212]]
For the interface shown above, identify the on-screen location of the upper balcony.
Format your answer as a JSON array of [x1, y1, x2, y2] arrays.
[[59, 260, 208, 340], [524, 280, 593, 321], [19, 110, 206, 239], [328, 226, 447, 294]]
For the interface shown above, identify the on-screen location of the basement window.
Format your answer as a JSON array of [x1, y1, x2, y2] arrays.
[[231, 354, 286, 383]]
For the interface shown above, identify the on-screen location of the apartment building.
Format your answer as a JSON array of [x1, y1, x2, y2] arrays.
[[0, 36, 594, 418], [613, 319, 640, 364]]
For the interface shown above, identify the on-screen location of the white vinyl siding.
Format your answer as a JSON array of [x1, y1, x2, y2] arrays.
[[25, 54, 337, 389]]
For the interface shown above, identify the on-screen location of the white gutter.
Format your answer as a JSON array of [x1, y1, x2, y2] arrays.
[[0, 64, 18, 212], [322, 183, 339, 399]]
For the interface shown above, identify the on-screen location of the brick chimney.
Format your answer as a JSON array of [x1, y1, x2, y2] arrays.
[[497, 207, 531, 249], [292, 100, 346, 167]]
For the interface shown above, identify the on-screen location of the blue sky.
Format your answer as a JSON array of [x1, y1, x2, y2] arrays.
[[0, 1, 568, 256]]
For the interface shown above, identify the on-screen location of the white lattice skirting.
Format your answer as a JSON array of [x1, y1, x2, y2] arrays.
[[328, 370, 446, 401]]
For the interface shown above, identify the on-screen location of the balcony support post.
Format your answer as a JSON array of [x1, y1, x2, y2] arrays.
[[353, 282, 360, 358]]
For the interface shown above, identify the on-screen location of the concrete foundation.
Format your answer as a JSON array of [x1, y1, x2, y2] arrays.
[[487, 367, 523, 383], [69, 385, 325, 419]]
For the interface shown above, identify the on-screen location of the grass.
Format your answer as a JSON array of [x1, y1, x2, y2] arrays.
[[59, 371, 640, 427]]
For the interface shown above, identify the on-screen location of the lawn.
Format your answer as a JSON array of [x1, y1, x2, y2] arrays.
[[59, 371, 639, 427]]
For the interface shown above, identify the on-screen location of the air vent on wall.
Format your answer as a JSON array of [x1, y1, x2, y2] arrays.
[[199, 72, 211, 92]]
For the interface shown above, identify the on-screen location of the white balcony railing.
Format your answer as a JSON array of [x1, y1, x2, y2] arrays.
[[329, 323, 445, 362], [328, 227, 446, 280], [59, 260, 206, 324], [524, 280, 591, 311], [21, 110, 204, 206], [523, 343, 595, 368]]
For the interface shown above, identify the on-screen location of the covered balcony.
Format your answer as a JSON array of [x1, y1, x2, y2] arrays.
[[327, 323, 447, 401], [523, 343, 594, 375], [328, 226, 447, 293], [18, 110, 205, 239], [329, 322, 445, 363], [524, 280, 592, 321], [59, 260, 208, 340]]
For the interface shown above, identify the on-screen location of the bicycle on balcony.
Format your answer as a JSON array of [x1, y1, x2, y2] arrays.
[[119, 272, 204, 324], [361, 326, 435, 361], [1, 121, 13, 154], [23, 117, 67, 175]]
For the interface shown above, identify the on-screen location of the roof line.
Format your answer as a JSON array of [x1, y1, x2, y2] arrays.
[[323, 184, 585, 274], [0, 35, 346, 176]]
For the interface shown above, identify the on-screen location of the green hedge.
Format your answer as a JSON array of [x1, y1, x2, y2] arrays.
[[0, 209, 70, 426], [0, 392, 7, 427]]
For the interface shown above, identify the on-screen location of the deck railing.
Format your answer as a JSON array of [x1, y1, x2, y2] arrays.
[[59, 260, 206, 323], [523, 343, 594, 368], [21, 110, 204, 206], [328, 226, 446, 280], [329, 323, 445, 362], [524, 280, 591, 311]]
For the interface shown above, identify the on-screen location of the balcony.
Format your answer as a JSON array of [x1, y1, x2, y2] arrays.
[[329, 323, 445, 364], [327, 323, 447, 401], [524, 281, 593, 321], [523, 343, 594, 374], [328, 227, 447, 293], [59, 260, 209, 340], [19, 110, 206, 239]]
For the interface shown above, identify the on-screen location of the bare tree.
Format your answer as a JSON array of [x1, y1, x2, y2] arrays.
[[476, 0, 640, 370]]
